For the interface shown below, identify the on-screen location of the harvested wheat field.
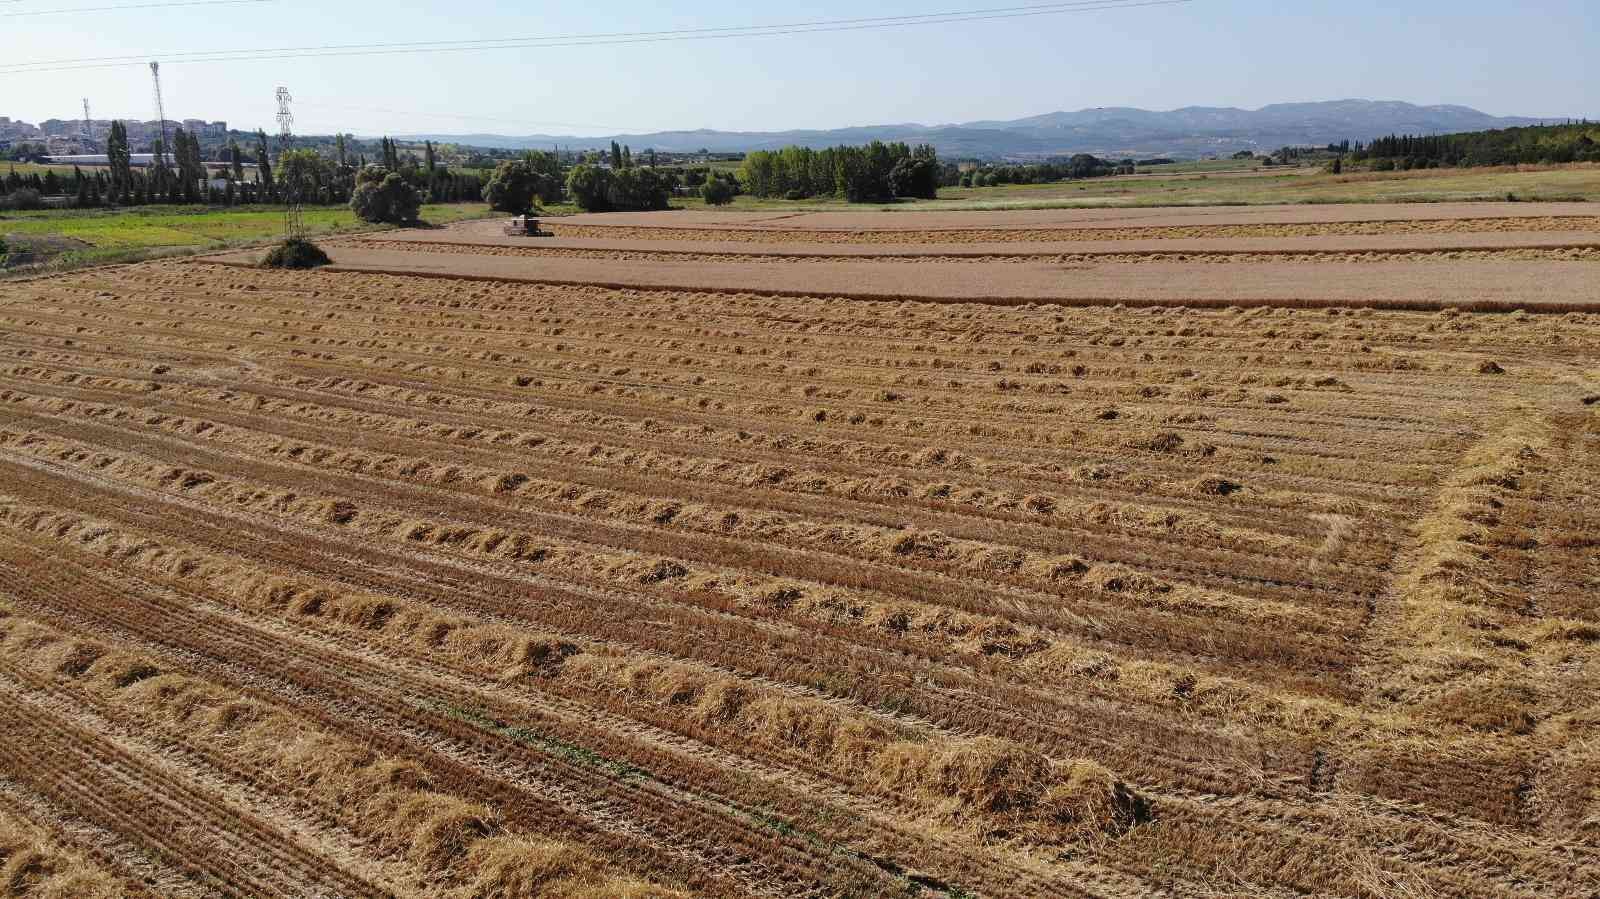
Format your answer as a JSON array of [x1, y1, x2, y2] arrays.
[[1, 204, 1599, 898]]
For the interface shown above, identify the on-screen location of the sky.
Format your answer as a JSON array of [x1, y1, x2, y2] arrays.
[[2, 0, 1595, 137]]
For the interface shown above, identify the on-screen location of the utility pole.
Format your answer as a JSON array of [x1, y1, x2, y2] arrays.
[[149, 62, 170, 189]]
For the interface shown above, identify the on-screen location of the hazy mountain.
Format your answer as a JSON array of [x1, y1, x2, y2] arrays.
[[401, 100, 1562, 160]]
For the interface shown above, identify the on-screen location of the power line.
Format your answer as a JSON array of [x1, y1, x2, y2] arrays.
[[1, 0, 1192, 73], [295, 101, 636, 135], [4, 0, 1149, 63], [3, 0, 270, 16]]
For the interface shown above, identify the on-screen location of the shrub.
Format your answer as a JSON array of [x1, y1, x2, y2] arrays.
[[261, 238, 331, 269], [703, 179, 736, 206], [349, 165, 423, 224], [0, 188, 44, 211]]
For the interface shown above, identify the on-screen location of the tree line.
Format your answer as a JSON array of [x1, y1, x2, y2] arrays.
[[1346, 122, 1600, 169], [738, 142, 940, 202], [481, 144, 727, 214], [956, 154, 1132, 188], [2, 131, 488, 212]]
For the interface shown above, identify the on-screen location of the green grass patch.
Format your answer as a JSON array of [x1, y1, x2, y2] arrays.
[[0, 202, 493, 275]]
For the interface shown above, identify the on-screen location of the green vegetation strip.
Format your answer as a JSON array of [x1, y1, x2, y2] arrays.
[[0, 203, 493, 274]]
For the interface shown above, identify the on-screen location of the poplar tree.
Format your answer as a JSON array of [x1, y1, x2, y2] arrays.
[[255, 130, 275, 197], [106, 121, 132, 195]]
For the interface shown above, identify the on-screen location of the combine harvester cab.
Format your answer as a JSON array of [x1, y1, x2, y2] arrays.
[[503, 215, 552, 237]]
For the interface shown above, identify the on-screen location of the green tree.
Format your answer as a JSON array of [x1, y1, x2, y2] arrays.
[[277, 149, 328, 207], [105, 121, 132, 197], [566, 164, 612, 211], [609, 141, 623, 169], [255, 130, 275, 197], [889, 155, 939, 200], [424, 140, 437, 173], [349, 164, 422, 224], [229, 138, 245, 182], [482, 159, 543, 214]]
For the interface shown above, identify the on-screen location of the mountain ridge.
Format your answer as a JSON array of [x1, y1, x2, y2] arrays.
[[398, 99, 1569, 159]]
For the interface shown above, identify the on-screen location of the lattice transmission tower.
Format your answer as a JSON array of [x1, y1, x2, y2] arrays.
[[276, 86, 303, 240], [149, 62, 172, 190]]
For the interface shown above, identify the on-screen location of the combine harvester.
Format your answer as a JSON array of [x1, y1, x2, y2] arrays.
[[503, 215, 553, 237]]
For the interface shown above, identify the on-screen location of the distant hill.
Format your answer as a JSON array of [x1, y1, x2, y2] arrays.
[[400, 100, 1565, 160]]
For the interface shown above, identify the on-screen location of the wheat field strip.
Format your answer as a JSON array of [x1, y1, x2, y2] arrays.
[[9, 277, 1512, 449], [0, 419, 1555, 851], [0, 419, 1363, 742], [0, 353, 1420, 569], [0, 377, 1401, 614], [0, 305, 1465, 511], [0, 473, 1177, 889], [0, 779, 175, 899], [0, 562, 940, 899], [0, 450, 1321, 808], [21, 263, 1548, 422], [0, 340, 1414, 582], [0, 378, 1389, 612], [0, 302, 1529, 623], [0, 419, 1376, 684], [44, 263, 1600, 353], [0, 297, 1480, 493], [0, 412, 1376, 707], [21, 276, 1548, 508], [0, 342, 1447, 550], [54, 277, 1587, 417], [0, 522, 1172, 899], [3, 463, 1587, 889], [0, 656, 423, 898], [0, 532, 855, 898], [0, 371, 1355, 563], [0, 673, 392, 898], [0, 287, 1478, 623]]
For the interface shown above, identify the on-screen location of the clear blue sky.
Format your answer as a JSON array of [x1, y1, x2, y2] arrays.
[[2, 0, 1595, 136]]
